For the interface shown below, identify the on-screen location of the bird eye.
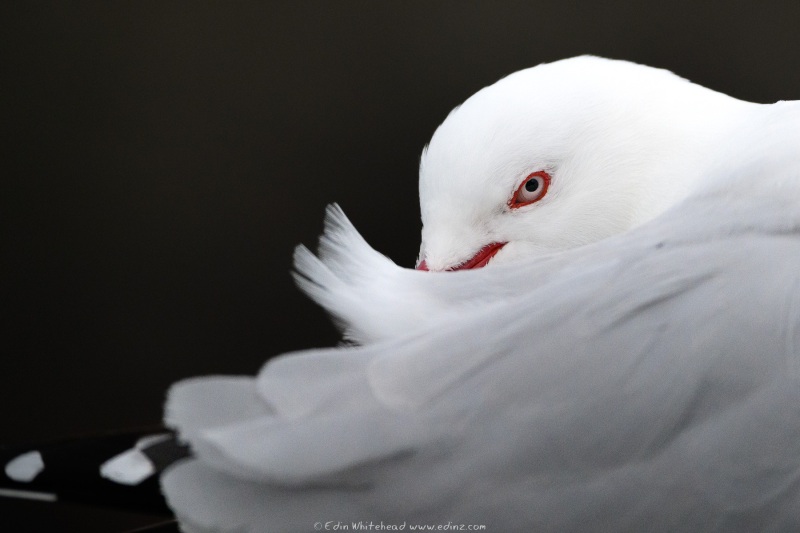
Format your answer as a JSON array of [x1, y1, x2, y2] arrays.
[[509, 171, 551, 208]]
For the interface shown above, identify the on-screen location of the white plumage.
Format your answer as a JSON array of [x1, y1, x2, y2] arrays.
[[160, 57, 800, 532]]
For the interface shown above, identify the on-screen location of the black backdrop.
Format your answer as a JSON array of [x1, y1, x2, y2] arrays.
[[2, 1, 800, 530]]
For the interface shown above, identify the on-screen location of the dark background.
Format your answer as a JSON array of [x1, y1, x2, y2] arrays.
[[2, 1, 799, 531]]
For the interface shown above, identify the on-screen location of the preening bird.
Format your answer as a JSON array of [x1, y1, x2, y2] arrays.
[[134, 57, 800, 531]]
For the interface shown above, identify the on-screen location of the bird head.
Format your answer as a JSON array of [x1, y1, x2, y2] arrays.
[[416, 56, 750, 271]]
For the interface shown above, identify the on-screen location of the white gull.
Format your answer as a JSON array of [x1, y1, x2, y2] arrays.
[[158, 57, 800, 532]]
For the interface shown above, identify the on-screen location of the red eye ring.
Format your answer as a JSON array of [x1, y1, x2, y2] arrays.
[[508, 171, 551, 209]]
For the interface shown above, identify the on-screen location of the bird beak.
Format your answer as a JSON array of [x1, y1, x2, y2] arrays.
[[416, 242, 507, 271]]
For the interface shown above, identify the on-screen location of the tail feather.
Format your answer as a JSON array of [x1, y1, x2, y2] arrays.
[[292, 204, 424, 344]]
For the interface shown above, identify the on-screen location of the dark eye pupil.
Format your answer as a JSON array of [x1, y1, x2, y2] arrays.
[[525, 179, 539, 192]]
